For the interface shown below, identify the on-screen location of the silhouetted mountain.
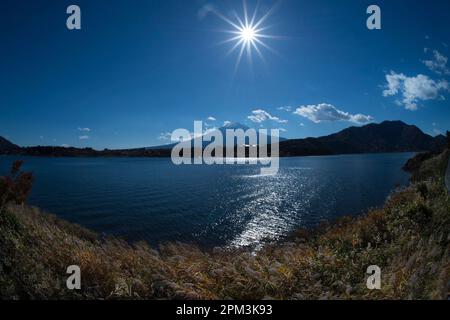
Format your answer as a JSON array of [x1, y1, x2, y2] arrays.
[[279, 121, 446, 156], [0, 136, 19, 151]]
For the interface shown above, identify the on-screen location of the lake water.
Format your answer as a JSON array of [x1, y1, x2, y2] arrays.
[[0, 153, 413, 248]]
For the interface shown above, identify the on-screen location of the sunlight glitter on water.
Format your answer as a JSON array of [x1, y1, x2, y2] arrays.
[[228, 171, 313, 248]]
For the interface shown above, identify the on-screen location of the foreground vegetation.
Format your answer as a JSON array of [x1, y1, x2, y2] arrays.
[[0, 151, 449, 300]]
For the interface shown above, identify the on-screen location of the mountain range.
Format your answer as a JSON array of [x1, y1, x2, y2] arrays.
[[0, 121, 446, 158], [147, 122, 287, 150], [0, 136, 19, 151], [278, 120, 446, 156]]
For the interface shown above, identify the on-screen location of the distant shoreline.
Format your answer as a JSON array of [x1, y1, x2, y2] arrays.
[[0, 149, 419, 159], [1, 120, 446, 159]]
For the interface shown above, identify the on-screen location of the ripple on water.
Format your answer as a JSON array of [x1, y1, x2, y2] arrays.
[[0, 154, 414, 248]]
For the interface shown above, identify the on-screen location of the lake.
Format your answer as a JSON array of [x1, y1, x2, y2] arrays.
[[0, 153, 414, 248]]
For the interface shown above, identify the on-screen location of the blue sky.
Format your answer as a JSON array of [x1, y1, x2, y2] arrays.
[[1, 0, 449, 149]]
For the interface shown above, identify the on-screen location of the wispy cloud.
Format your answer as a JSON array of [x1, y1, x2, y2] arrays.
[[159, 131, 188, 143], [248, 109, 288, 124], [79, 135, 90, 140], [423, 50, 450, 75], [78, 127, 91, 132], [294, 103, 373, 124], [277, 106, 292, 112], [207, 116, 217, 121], [383, 71, 449, 110], [158, 132, 172, 141]]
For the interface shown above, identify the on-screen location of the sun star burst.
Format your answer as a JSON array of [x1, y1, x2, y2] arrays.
[[213, 1, 279, 72], [240, 26, 257, 42]]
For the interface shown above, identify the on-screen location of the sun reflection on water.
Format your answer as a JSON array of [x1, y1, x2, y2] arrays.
[[226, 168, 316, 249]]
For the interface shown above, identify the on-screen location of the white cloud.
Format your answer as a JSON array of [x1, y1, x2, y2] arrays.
[[423, 50, 450, 75], [78, 127, 91, 132], [207, 116, 217, 121], [248, 109, 288, 124], [277, 106, 292, 112], [79, 135, 90, 140], [61, 144, 71, 148], [223, 121, 232, 127], [158, 132, 172, 141], [293, 103, 373, 124], [383, 71, 449, 110], [159, 132, 186, 143], [433, 128, 442, 136]]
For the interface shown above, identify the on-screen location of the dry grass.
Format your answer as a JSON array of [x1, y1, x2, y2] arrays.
[[0, 151, 449, 300]]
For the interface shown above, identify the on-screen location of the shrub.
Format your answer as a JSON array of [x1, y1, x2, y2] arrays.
[[0, 161, 34, 214]]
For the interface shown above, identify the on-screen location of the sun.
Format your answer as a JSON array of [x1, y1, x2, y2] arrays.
[[211, 1, 279, 72], [240, 26, 257, 42]]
